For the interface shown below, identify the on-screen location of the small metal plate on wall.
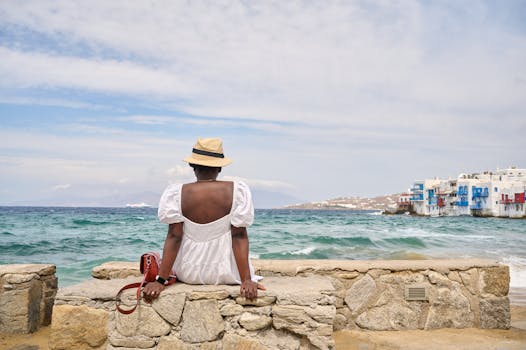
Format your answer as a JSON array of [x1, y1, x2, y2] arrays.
[[405, 284, 428, 301]]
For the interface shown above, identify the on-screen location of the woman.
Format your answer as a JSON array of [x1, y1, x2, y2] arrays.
[[143, 138, 264, 301]]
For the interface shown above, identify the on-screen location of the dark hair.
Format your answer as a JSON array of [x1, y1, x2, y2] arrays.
[[189, 163, 221, 172]]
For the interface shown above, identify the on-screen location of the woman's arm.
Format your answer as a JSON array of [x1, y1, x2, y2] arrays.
[[143, 222, 183, 300], [231, 225, 265, 299]]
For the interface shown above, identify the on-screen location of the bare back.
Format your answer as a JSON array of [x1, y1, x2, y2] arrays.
[[181, 181, 234, 224]]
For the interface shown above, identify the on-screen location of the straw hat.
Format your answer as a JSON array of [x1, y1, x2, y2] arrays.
[[183, 138, 232, 167]]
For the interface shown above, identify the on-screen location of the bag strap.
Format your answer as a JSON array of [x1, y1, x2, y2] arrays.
[[115, 281, 144, 314], [115, 264, 151, 314]]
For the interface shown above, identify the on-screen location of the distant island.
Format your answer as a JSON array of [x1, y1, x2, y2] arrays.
[[283, 194, 402, 211]]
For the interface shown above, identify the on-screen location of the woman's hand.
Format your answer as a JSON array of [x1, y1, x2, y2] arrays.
[[142, 282, 164, 303], [240, 280, 266, 300]]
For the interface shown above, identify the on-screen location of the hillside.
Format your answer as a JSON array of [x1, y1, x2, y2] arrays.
[[283, 194, 402, 211]]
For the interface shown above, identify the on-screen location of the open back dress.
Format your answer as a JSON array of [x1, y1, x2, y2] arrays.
[[157, 181, 261, 285]]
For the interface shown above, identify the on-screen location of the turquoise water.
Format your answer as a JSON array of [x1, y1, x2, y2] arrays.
[[0, 207, 525, 287]]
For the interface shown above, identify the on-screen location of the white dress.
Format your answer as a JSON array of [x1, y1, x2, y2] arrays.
[[157, 181, 261, 285]]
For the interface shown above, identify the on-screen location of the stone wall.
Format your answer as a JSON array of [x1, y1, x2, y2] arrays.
[[0, 264, 57, 334], [49, 259, 510, 350]]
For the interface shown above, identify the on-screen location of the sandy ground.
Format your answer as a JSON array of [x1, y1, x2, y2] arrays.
[[335, 305, 526, 350], [1, 306, 525, 350]]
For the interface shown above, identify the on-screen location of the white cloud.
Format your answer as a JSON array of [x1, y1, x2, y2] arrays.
[[52, 183, 71, 191], [222, 176, 293, 191], [166, 165, 194, 183], [0, 1, 523, 126]]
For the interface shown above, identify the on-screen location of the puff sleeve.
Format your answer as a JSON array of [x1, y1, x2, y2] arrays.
[[230, 181, 255, 227], [158, 184, 184, 224]]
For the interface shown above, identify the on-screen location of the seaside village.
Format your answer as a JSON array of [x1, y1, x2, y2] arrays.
[[394, 166, 526, 218]]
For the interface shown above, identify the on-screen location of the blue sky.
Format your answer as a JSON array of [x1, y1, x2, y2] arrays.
[[1, 1, 525, 207]]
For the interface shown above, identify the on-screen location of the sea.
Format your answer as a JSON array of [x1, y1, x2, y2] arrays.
[[0, 206, 525, 289]]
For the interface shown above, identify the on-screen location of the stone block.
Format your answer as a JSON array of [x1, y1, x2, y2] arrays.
[[479, 266, 509, 297], [108, 330, 156, 348], [223, 333, 267, 350], [356, 303, 419, 330], [480, 296, 511, 329], [180, 299, 225, 343], [3, 273, 39, 284], [115, 303, 171, 337], [256, 329, 301, 350], [189, 290, 230, 300], [220, 303, 244, 316], [0, 279, 42, 333], [49, 305, 108, 350], [459, 268, 479, 295], [238, 312, 272, 331], [152, 291, 185, 325], [236, 296, 276, 306], [344, 274, 376, 314], [425, 286, 474, 329]]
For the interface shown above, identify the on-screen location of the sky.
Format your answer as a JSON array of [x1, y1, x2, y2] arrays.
[[1, 0, 525, 208]]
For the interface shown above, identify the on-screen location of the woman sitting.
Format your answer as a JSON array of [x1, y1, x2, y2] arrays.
[[143, 138, 264, 301]]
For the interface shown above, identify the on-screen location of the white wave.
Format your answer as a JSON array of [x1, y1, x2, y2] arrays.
[[501, 256, 526, 288], [291, 246, 316, 255], [367, 211, 383, 216]]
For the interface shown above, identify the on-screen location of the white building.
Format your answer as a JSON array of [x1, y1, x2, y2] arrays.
[[408, 167, 526, 218]]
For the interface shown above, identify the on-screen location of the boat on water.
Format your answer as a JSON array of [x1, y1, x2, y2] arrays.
[[125, 202, 152, 208]]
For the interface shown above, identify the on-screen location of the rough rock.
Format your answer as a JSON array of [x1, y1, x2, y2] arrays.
[[6, 345, 40, 350], [3, 273, 39, 284], [236, 296, 276, 306], [333, 313, 347, 331], [425, 286, 474, 329], [0, 264, 56, 277], [356, 303, 419, 330], [49, 305, 108, 350], [256, 329, 301, 350], [91, 261, 140, 280], [189, 290, 230, 300], [344, 274, 376, 314], [459, 268, 479, 295], [157, 335, 190, 350], [447, 271, 462, 283], [115, 304, 171, 337], [479, 266, 509, 297], [108, 331, 156, 348], [220, 303, 244, 316], [238, 312, 272, 331], [427, 271, 453, 287], [272, 304, 334, 349], [334, 272, 360, 280], [180, 300, 225, 343], [223, 333, 267, 350], [0, 279, 42, 333], [480, 296, 511, 329], [152, 292, 186, 325]]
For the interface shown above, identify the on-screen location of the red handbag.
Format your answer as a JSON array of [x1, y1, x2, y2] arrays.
[[115, 252, 176, 314]]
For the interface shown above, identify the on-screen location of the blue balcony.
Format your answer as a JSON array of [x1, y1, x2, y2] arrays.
[[411, 184, 424, 192], [472, 187, 489, 198], [428, 197, 437, 205], [457, 200, 469, 207], [471, 203, 483, 210], [411, 194, 424, 201]]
